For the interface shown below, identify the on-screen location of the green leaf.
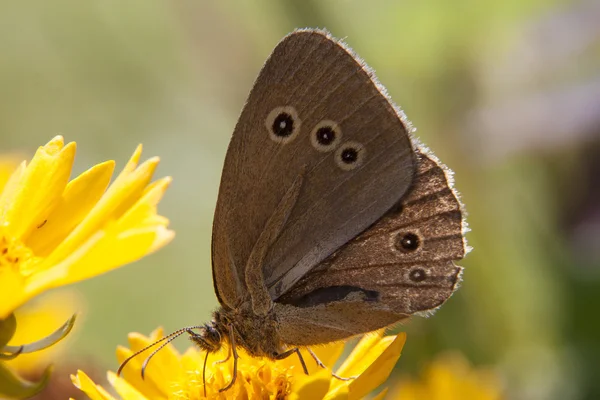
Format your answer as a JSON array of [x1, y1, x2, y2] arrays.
[[0, 315, 17, 349], [2, 314, 76, 355], [0, 362, 52, 399]]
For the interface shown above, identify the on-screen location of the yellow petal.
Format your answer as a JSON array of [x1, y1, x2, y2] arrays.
[[0, 155, 22, 191], [127, 332, 182, 393], [0, 269, 26, 319], [323, 384, 349, 400], [348, 333, 406, 400], [108, 371, 150, 400], [335, 330, 385, 377], [116, 345, 167, 400], [43, 151, 159, 267], [0, 161, 26, 223], [115, 177, 171, 232], [147, 226, 175, 254], [181, 346, 207, 373], [28, 222, 171, 292], [63, 226, 165, 282], [71, 370, 116, 400], [22, 231, 105, 299], [111, 157, 160, 220], [113, 144, 143, 184], [290, 369, 331, 400], [2, 137, 76, 240], [25, 160, 115, 256]]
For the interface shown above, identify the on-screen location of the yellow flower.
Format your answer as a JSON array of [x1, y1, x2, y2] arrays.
[[0, 136, 174, 319], [390, 352, 504, 400], [72, 328, 406, 400]]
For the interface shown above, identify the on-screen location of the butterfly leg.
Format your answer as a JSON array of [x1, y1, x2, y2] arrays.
[[306, 347, 326, 369], [275, 348, 309, 375], [307, 348, 357, 381], [219, 324, 239, 392], [216, 345, 232, 364]]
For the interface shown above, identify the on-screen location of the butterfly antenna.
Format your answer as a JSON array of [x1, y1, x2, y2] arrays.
[[117, 326, 202, 376], [140, 330, 187, 379]]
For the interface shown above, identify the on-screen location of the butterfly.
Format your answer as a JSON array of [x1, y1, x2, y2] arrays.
[[118, 28, 468, 393]]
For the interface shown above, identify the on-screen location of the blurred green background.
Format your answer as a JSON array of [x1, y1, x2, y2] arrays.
[[1, 0, 599, 399]]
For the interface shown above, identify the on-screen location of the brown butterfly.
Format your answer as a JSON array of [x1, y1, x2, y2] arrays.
[[118, 28, 468, 393]]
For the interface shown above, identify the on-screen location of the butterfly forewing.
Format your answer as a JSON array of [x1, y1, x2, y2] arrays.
[[211, 29, 416, 309]]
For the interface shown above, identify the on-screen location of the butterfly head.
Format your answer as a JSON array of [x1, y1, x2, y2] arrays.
[[187, 322, 223, 352]]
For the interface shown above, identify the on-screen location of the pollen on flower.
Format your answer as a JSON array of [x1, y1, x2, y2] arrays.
[[169, 370, 203, 400], [0, 226, 37, 278], [273, 373, 292, 399], [169, 354, 293, 400]]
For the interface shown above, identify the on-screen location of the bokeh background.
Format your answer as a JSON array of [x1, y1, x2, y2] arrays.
[[1, 1, 599, 399]]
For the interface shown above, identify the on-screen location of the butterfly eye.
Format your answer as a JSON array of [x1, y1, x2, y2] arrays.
[[335, 141, 365, 171], [310, 120, 341, 152], [408, 267, 427, 283], [395, 232, 421, 252], [265, 106, 301, 144]]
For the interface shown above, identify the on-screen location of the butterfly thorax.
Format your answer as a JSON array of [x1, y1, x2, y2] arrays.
[[193, 306, 284, 359]]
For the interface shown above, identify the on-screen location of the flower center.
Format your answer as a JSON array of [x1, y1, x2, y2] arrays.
[[169, 359, 293, 400], [0, 228, 36, 277]]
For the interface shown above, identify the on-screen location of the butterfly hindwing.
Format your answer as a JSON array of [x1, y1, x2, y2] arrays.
[[274, 150, 467, 344]]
